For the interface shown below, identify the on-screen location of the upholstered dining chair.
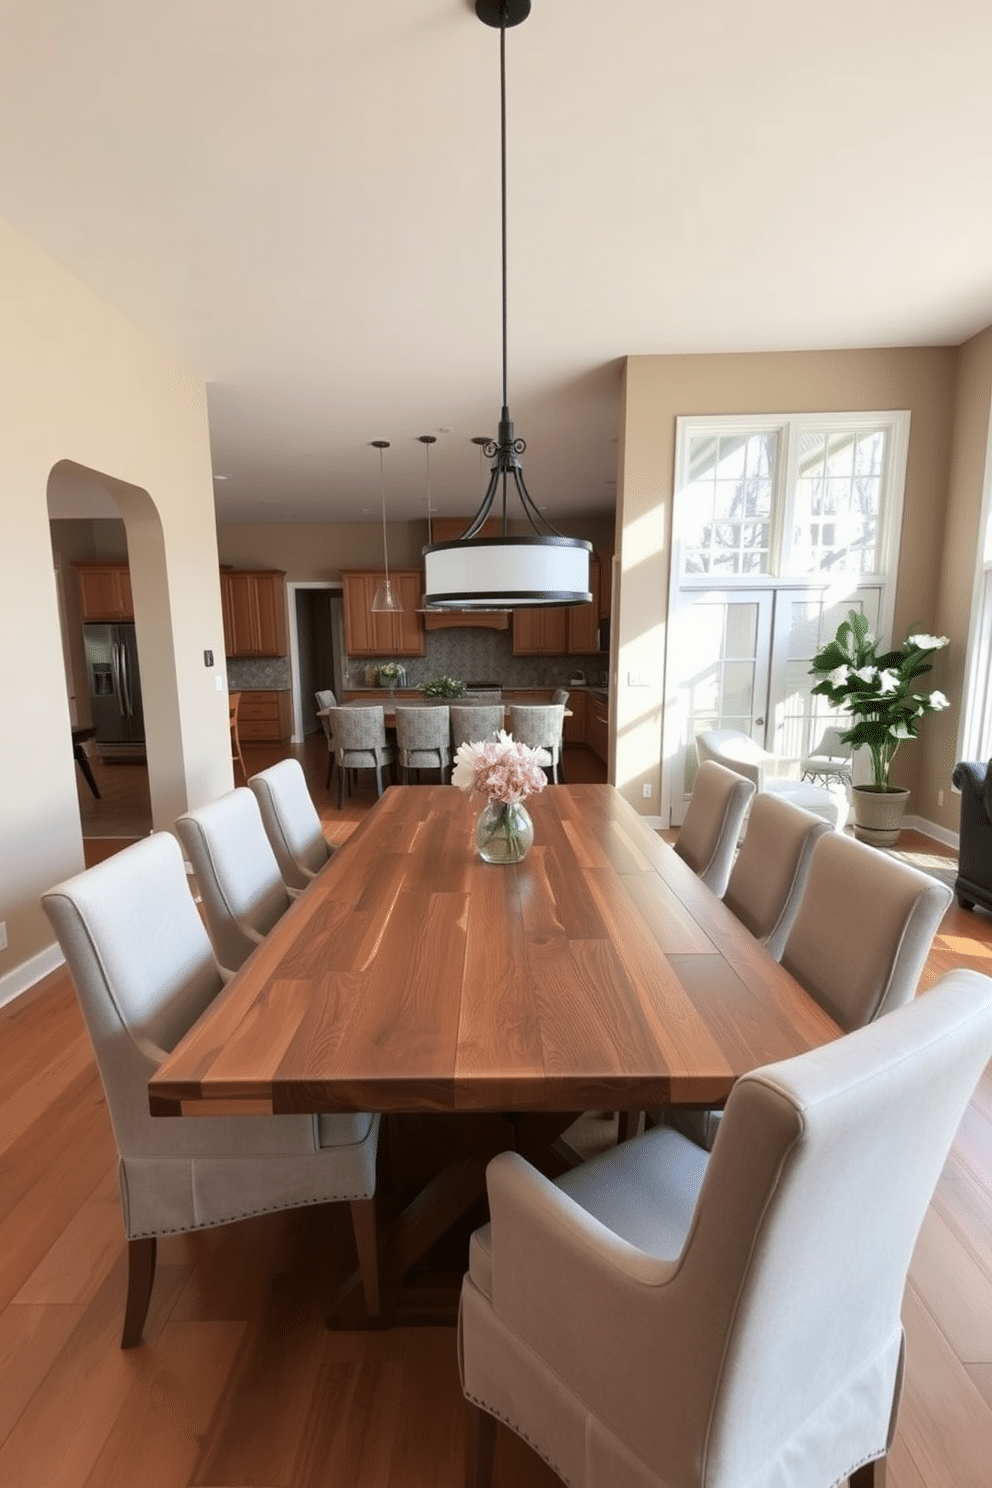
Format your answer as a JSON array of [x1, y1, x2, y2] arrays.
[[508, 704, 566, 784], [460, 968, 992, 1488], [315, 688, 338, 790], [247, 758, 335, 892], [723, 793, 831, 961], [667, 820, 954, 1152], [394, 705, 451, 784], [450, 704, 505, 754], [175, 787, 293, 975], [551, 687, 570, 708], [695, 727, 848, 830], [42, 831, 381, 1348], [673, 760, 755, 897], [326, 705, 395, 808]]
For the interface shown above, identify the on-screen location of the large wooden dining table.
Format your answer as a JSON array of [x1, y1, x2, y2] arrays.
[[149, 783, 841, 1321]]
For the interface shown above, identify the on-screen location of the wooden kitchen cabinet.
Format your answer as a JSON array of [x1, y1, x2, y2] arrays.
[[566, 557, 601, 654], [221, 570, 287, 657], [235, 689, 292, 743], [341, 571, 425, 656], [75, 562, 134, 621], [586, 692, 609, 763], [562, 689, 587, 744], [511, 605, 569, 656]]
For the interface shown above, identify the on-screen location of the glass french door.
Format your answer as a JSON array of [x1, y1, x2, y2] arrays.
[[664, 585, 881, 825]]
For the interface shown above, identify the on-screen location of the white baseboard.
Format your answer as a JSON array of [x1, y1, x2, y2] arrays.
[[904, 814, 959, 850], [0, 942, 65, 1011]]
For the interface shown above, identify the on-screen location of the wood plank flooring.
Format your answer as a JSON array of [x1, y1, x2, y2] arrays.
[[12, 744, 987, 1484]]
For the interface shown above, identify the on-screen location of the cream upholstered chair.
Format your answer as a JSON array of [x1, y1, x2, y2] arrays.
[[669, 820, 953, 1151], [175, 787, 293, 975], [695, 727, 848, 830], [460, 969, 992, 1488], [673, 760, 755, 897], [315, 688, 338, 790], [41, 832, 381, 1348], [508, 703, 565, 784], [723, 793, 831, 961], [801, 724, 854, 785], [247, 758, 334, 892], [326, 705, 395, 808], [551, 687, 570, 708], [394, 705, 451, 783], [450, 704, 505, 753]]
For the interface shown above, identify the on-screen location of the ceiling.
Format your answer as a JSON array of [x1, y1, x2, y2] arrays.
[[6, 0, 992, 524]]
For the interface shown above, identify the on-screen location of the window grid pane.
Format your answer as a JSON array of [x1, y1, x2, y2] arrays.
[[682, 432, 778, 576]]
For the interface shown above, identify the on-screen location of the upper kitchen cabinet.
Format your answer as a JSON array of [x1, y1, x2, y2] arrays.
[[221, 569, 287, 657], [341, 571, 426, 656], [511, 605, 569, 656], [75, 561, 134, 621]]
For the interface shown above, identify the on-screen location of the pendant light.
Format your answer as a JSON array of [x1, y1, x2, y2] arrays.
[[422, 0, 592, 610], [370, 440, 402, 613]]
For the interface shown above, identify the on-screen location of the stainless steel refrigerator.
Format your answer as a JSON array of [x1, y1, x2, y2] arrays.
[[83, 622, 146, 761]]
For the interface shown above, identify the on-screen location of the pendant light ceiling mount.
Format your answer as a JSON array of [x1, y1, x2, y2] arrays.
[[422, 0, 592, 611]]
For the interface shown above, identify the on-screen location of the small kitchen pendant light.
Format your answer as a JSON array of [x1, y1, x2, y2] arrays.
[[422, 0, 592, 610], [370, 440, 402, 613]]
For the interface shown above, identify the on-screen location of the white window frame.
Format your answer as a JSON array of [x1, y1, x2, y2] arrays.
[[673, 410, 910, 592]]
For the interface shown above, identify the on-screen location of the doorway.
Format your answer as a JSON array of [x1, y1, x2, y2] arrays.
[[287, 583, 345, 742]]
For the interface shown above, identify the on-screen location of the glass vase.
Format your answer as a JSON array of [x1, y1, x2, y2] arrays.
[[475, 800, 534, 864]]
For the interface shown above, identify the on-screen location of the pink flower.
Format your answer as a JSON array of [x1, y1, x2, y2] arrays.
[[452, 731, 551, 804]]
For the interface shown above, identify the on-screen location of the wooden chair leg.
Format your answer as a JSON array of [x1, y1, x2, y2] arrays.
[[121, 1235, 157, 1348], [465, 1401, 497, 1488], [349, 1197, 381, 1317], [850, 1460, 884, 1487]]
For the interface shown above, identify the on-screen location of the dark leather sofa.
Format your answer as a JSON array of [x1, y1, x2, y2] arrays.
[[951, 759, 992, 913]]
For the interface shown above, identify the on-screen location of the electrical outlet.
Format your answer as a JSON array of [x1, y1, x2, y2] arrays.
[[642, 783, 652, 799], [0, 921, 7, 951]]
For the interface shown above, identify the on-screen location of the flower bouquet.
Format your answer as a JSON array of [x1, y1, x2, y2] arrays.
[[422, 675, 467, 698], [376, 660, 406, 691], [453, 730, 551, 863]]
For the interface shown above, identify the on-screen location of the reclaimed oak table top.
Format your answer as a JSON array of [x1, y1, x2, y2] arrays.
[[149, 784, 840, 1119]]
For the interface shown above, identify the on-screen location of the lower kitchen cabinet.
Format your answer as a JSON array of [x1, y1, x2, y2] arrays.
[[235, 689, 292, 743], [562, 690, 587, 744], [586, 693, 609, 763]]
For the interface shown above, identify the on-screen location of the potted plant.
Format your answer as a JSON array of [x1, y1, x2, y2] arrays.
[[808, 609, 950, 846], [376, 660, 406, 695]]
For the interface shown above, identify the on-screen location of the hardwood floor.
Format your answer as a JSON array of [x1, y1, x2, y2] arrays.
[[12, 749, 989, 1484]]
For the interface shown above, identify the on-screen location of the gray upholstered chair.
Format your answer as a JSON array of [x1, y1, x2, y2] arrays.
[[723, 793, 831, 961], [315, 688, 338, 790], [175, 787, 293, 974], [247, 757, 335, 892], [800, 724, 854, 785], [450, 704, 505, 753], [394, 705, 451, 784], [551, 688, 570, 708], [695, 727, 848, 830], [41, 832, 381, 1348], [327, 705, 395, 808], [508, 703, 565, 784], [673, 760, 755, 897], [669, 818, 953, 1151], [460, 968, 992, 1488]]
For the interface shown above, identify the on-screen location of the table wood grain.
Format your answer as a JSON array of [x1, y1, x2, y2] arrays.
[[150, 785, 841, 1119]]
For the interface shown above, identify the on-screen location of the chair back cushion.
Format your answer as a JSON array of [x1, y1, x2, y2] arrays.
[[248, 758, 329, 889], [781, 831, 952, 1030], [327, 706, 393, 765], [507, 704, 564, 758], [674, 760, 755, 895], [175, 788, 292, 972], [394, 705, 451, 767], [723, 794, 830, 959]]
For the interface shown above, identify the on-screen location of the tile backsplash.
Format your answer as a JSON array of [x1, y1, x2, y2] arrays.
[[347, 630, 607, 690]]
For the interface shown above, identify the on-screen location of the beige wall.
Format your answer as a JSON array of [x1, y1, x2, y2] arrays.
[[0, 217, 230, 996], [927, 325, 992, 832], [615, 347, 959, 818]]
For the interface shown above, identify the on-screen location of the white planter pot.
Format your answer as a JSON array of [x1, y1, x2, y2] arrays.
[[851, 786, 910, 848]]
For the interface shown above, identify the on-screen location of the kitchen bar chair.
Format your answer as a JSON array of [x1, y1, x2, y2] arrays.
[[326, 705, 395, 808], [450, 704, 504, 753], [394, 705, 451, 783], [508, 703, 566, 784]]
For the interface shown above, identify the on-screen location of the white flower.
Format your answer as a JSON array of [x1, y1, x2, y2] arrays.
[[927, 690, 951, 710], [907, 633, 950, 651], [828, 664, 850, 687], [889, 721, 915, 739], [851, 665, 878, 684], [876, 668, 900, 694]]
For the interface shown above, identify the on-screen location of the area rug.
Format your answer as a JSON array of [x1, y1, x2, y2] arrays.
[[885, 846, 957, 892]]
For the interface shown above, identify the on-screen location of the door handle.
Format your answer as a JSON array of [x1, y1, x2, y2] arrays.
[[754, 716, 765, 726], [111, 644, 126, 717]]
